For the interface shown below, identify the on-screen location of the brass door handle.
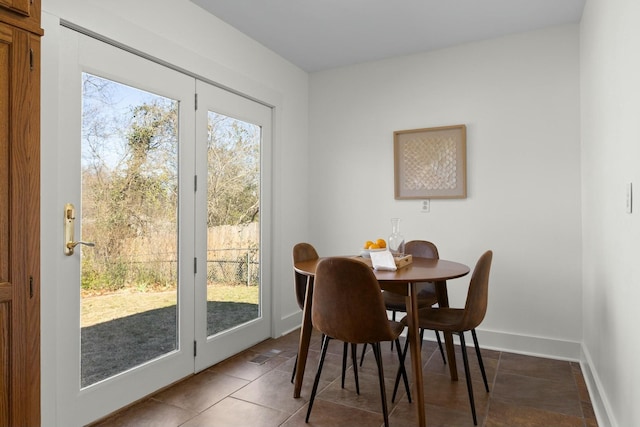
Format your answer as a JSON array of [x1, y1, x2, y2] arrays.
[[66, 241, 96, 250], [64, 203, 95, 256]]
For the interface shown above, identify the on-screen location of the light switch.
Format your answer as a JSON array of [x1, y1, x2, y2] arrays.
[[626, 182, 633, 214]]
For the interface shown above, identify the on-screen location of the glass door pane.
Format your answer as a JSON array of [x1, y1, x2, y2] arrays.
[[206, 112, 261, 336], [80, 73, 179, 387], [194, 80, 271, 371]]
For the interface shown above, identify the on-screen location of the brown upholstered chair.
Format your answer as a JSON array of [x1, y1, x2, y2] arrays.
[[397, 250, 493, 425], [361, 240, 446, 365], [306, 257, 411, 427], [291, 243, 355, 389], [292, 243, 318, 312]]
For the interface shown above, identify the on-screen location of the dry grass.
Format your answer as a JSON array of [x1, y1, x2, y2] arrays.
[[81, 284, 259, 327]]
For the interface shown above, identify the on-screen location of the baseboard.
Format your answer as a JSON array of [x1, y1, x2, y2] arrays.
[[275, 310, 303, 338], [473, 328, 583, 361], [416, 327, 582, 361], [580, 344, 615, 427]]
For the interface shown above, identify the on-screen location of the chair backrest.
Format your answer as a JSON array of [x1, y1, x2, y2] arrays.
[[404, 240, 439, 297], [312, 257, 396, 344], [404, 240, 439, 259], [460, 250, 493, 331], [292, 243, 319, 310]]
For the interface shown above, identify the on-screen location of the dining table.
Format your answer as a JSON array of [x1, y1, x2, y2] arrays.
[[293, 255, 470, 427]]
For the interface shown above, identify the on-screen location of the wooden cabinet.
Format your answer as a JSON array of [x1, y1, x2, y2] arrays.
[[0, 0, 31, 16], [1, 1, 41, 425], [0, 0, 40, 34]]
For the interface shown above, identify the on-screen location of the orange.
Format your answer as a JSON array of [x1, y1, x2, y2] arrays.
[[364, 240, 374, 249], [369, 243, 380, 249], [376, 238, 387, 248]]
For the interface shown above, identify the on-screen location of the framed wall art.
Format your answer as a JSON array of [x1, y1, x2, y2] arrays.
[[394, 124, 467, 199]]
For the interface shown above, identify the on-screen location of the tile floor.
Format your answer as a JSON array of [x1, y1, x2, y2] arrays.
[[90, 329, 598, 427]]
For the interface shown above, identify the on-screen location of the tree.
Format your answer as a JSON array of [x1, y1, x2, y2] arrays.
[[206, 112, 260, 227], [80, 73, 178, 290], [79, 73, 262, 291]]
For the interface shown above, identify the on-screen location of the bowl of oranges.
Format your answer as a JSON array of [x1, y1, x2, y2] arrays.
[[360, 238, 387, 258]]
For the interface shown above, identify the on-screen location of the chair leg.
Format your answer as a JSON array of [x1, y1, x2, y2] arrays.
[[459, 332, 478, 425], [419, 328, 446, 365], [390, 311, 397, 350], [341, 341, 348, 388], [435, 330, 446, 364], [350, 343, 360, 395], [392, 337, 407, 402], [393, 338, 411, 403], [371, 342, 390, 427], [306, 334, 331, 423], [392, 333, 416, 402], [294, 331, 325, 384], [359, 342, 368, 366], [338, 341, 359, 391], [471, 329, 489, 392]]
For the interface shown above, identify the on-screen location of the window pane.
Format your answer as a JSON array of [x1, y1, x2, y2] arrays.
[[206, 111, 260, 336], [80, 73, 179, 387]]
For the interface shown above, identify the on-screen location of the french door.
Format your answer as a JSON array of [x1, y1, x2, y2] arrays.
[[194, 81, 272, 371], [56, 27, 271, 426]]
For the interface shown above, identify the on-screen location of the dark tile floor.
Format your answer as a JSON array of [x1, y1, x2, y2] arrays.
[[90, 329, 598, 427]]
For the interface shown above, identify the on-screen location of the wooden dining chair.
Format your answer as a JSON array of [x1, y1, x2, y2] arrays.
[[291, 243, 355, 390], [306, 257, 412, 427], [396, 250, 494, 425], [360, 240, 446, 366]]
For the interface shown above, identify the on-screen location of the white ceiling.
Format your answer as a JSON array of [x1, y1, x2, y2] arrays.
[[190, 0, 586, 72]]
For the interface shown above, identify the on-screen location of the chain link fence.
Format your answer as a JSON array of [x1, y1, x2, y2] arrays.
[[206, 248, 260, 286]]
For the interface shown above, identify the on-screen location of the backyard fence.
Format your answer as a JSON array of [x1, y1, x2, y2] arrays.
[[81, 247, 259, 292], [206, 248, 260, 286]]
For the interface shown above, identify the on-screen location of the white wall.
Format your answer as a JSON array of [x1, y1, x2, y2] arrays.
[[580, 0, 640, 426], [40, 0, 309, 424], [309, 25, 583, 355], [37, 1, 639, 425]]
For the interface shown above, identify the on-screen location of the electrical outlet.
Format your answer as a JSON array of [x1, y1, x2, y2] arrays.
[[421, 200, 430, 213]]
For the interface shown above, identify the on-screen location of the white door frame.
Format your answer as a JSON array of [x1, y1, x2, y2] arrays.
[[55, 27, 196, 426]]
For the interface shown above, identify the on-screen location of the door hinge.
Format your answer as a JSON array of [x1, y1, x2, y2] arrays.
[[194, 175, 197, 192], [194, 93, 198, 110], [29, 276, 34, 298], [194, 257, 197, 275], [194, 340, 197, 357]]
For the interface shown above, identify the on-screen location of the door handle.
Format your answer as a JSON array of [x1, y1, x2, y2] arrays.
[[64, 203, 95, 256]]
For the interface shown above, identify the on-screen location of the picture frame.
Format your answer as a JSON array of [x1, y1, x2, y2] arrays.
[[394, 124, 467, 199]]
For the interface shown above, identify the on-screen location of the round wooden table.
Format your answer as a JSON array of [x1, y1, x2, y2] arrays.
[[293, 256, 470, 427]]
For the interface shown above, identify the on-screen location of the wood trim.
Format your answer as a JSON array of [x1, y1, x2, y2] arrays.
[[0, 13, 40, 425], [0, 24, 10, 284], [0, 298, 10, 426]]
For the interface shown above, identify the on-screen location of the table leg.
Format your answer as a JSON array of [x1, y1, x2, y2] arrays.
[[293, 276, 314, 398], [443, 333, 458, 381], [435, 280, 458, 381], [406, 283, 426, 427]]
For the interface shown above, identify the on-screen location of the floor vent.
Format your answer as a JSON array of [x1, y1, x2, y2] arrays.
[[249, 349, 282, 365]]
